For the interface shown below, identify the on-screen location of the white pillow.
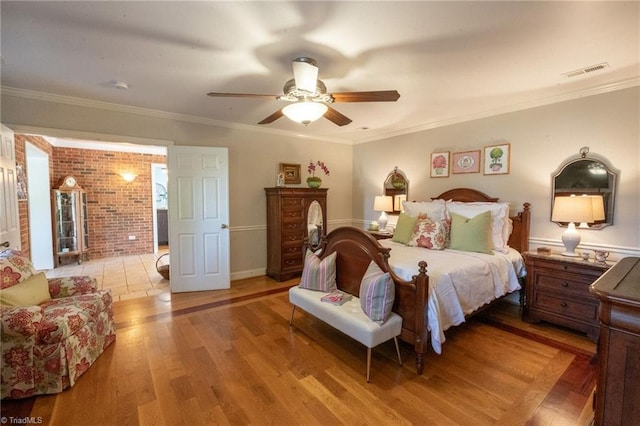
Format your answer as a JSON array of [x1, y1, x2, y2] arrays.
[[402, 199, 447, 221], [445, 201, 511, 253]]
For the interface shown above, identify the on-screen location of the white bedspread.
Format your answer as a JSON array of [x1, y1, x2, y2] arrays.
[[378, 239, 525, 354]]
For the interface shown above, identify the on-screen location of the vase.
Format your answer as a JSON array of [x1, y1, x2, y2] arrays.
[[307, 177, 322, 188]]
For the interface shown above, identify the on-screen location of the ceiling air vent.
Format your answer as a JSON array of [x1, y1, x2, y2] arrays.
[[563, 62, 609, 78]]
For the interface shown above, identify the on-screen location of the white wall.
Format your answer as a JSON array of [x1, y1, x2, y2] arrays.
[[1, 93, 354, 278], [353, 87, 640, 258], [2, 86, 638, 275]]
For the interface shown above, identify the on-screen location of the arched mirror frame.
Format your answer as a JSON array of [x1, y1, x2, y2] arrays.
[[306, 200, 324, 250], [551, 147, 618, 229], [383, 167, 409, 213]]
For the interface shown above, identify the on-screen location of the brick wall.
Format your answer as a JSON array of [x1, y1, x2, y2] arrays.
[[14, 134, 166, 262], [51, 147, 166, 259]]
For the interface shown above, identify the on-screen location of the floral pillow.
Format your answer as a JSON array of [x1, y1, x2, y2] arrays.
[[407, 214, 447, 250], [0, 250, 36, 289], [359, 261, 395, 324], [299, 250, 337, 292]]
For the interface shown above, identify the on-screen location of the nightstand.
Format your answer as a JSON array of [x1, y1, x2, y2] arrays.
[[522, 251, 611, 341], [367, 230, 393, 240]]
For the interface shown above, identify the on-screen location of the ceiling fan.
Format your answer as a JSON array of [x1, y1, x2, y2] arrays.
[[207, 57, 400, 126]]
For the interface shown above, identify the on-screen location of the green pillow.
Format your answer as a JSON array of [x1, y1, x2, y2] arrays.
[[392, 213, 418, 244], [449, 211, 493, 255], [0, 272, 51, 307]]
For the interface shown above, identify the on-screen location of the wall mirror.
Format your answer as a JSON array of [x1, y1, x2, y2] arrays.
[[383, 166, 409, 213], [307, 200, 323, 250], [551, 147, 617, 229]]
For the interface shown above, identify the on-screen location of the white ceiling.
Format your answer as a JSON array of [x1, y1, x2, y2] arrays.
[[1, 1, 639, 145]]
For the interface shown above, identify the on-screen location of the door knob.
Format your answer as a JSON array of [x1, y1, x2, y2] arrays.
[[221, 224, 228, 229], [1, 241, 9, 248]]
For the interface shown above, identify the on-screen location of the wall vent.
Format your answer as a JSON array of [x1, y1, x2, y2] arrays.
[[563, 62, 609, 78]]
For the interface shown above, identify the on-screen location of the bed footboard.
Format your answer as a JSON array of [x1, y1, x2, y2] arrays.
[[313, 226, 429, 374]]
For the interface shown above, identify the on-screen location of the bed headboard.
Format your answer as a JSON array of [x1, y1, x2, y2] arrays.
[[432, 187, 531, 253]]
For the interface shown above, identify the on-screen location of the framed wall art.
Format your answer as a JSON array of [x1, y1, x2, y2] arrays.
[[452, 150, 481, 174], [483, 143, 510, 175], [279, 163, 301, 184], [430, 151, 450, 178]]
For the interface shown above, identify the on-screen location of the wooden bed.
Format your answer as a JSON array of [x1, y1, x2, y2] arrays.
[[311, 188, 531, 375]]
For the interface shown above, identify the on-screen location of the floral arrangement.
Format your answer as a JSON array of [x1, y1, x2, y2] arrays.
[[307, 160, 330, 177], [432, 154, 447, 170]]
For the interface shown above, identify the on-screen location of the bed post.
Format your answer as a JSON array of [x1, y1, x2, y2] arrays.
[[413, 260, 429, 375]]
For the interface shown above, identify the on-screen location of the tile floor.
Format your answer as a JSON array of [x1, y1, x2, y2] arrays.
[[46, 251, 170, 302]]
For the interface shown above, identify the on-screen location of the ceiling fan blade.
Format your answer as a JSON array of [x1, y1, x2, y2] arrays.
[[257, 109, 284, 125], [207, 92, 279, 99], [331, 90, 400, 103], [292, 57, 319, 92], [324, 106, 352, 127]]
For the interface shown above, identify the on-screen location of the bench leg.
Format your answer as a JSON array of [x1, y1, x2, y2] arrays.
[[289, 305, 296, 325], [366, 347, 372, 382], [394, 337, 402, 365]]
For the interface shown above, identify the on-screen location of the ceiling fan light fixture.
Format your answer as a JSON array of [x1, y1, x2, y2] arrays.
[[282, 101, 327, 125]]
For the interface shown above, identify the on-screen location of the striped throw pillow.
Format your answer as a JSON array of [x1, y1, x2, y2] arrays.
[[359, 261, 395, 324], [299, 250, 337, 292]]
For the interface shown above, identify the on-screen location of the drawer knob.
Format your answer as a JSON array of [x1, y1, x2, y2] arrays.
[[562, 282, 569, 287], [560, 301, 568, 308]]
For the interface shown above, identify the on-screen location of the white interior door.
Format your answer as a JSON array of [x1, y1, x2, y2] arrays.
[[167, 146, 230, 292], [0, 124, 20, 250]]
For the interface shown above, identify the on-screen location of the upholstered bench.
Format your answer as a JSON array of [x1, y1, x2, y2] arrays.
[[289, 286, 402, 382]]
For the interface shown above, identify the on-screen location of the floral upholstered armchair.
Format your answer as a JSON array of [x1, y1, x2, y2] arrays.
[[0, 250, 116, 399]]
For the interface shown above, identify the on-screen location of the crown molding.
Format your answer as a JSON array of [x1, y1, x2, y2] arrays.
[[0, 86, 352, 145], [353, 77, 640, 144], [3, 77, 638, 146]]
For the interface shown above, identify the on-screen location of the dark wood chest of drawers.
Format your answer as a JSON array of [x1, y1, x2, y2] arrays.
[[590, 257, 640, 426], [265, 187, 327, 281], [523, 252, 610, 340]]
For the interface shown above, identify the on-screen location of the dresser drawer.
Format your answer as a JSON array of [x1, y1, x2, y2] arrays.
[[282, 229, 306, 244], [282, 221, 305, 232], [533, 291, 598, 322], [534, 273, 592, 298], [531, 258, 603, 279]]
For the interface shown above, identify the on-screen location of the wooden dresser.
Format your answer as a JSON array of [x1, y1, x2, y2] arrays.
[[590, 257, 640, 426], [522, 251, 610, 340], [265, 187, 328, 281]]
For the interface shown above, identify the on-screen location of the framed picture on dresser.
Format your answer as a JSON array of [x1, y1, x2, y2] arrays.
[[279, 163, 301, 184]]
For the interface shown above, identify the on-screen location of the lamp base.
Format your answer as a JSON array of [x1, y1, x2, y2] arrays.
[[378, 212, 388, 231], [560, 222, 581, 257]]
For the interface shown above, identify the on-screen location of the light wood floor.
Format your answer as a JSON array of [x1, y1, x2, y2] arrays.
[[2, 276, 597, 425]]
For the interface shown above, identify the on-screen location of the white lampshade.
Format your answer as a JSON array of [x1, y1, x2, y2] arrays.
[[552, 195, 595, 256], [282, 101, 327, 125], [394, 194, 407, 212], [373, 195, 393, 212], [373, 195, 393, 231], [552, 196, 595, 223], [589, 195, 605, 221]]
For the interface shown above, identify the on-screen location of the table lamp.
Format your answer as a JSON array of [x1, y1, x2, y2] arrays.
[[579, 195, 605, 228], [373, 195, 393, 231], [551, 195, 597, 256]]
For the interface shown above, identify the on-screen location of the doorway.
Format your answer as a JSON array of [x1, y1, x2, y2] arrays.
[[152, 163, 168, 252], [26, 142, 53, 269]]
